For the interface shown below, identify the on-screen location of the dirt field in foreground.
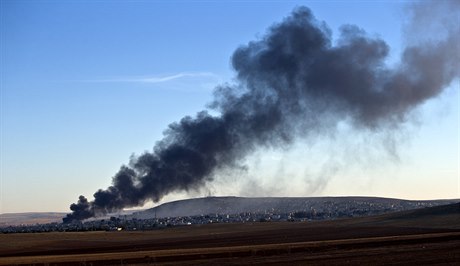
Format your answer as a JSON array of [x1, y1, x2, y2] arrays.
[[1, 221, 459, 265]]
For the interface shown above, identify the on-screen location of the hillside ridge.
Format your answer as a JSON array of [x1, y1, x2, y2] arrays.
[[132, 196, 458, 219]]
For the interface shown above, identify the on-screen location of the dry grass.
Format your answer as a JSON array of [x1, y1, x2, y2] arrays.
[[1, 232, 459, 265], [1, 204, 458, 265]]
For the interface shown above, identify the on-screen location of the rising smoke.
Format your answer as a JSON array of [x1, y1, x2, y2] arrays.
[[63, 2, 459, 223]]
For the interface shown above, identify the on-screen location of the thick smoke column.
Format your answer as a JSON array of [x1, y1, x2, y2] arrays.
[[63, 3, 459, 223]]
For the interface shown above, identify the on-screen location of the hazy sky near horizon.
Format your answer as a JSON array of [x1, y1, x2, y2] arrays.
[[1, 0, 458, 213]]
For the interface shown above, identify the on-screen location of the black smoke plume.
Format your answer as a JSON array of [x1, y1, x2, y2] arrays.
[[63, 3, 459, 223]]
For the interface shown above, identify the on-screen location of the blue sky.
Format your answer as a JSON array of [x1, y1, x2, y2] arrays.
[[1, 1, 458, 213]]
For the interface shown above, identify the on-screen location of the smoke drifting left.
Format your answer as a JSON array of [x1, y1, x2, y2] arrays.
[[63, 3, 459, 223]]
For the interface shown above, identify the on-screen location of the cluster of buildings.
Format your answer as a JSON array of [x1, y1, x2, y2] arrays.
[[1, 198, 451, 234]]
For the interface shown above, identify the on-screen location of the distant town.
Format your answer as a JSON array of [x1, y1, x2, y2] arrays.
[[2, 197, 457, 234]]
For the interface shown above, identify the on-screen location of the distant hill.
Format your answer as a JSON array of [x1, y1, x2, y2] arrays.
[[3, 197, 457, 227], [131, 196, 458, 219], [350, 202, 460, 229], [0, 212, 66, 226]]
